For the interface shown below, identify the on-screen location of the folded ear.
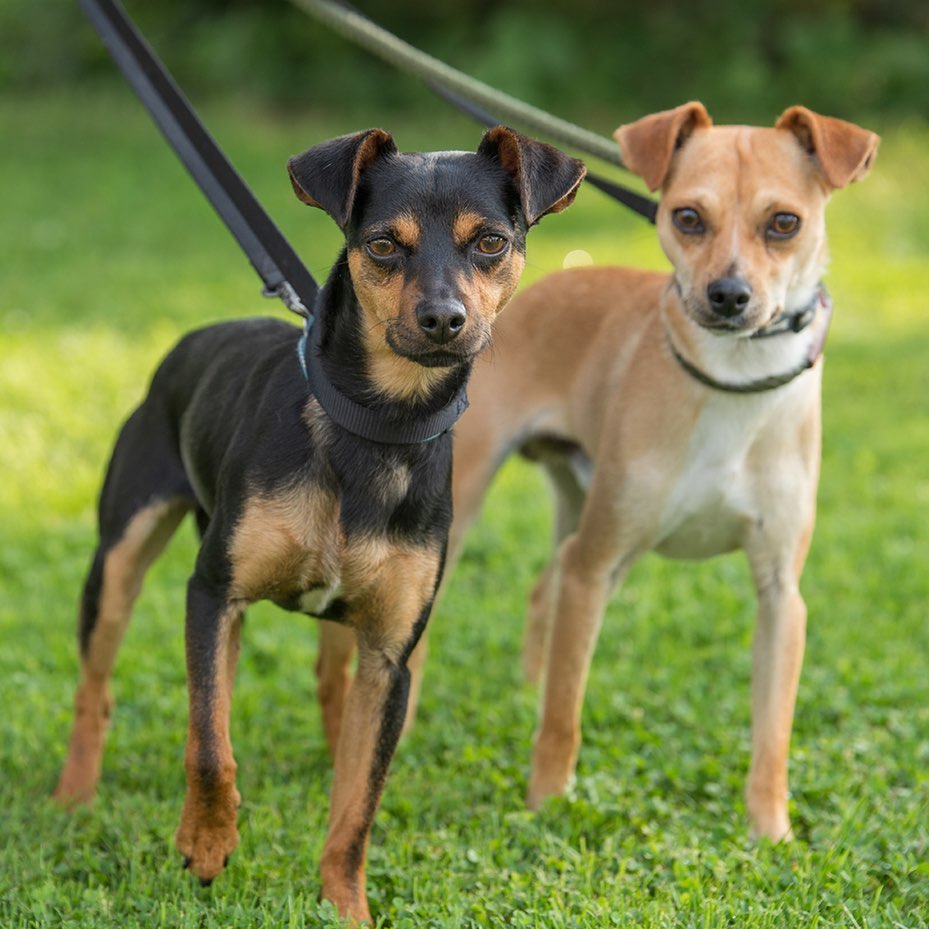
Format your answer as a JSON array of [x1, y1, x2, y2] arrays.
[[613, 102, 712, 191], [775, 106, 879, 189], [478, 127, 586, 227], [287, 129, 398, 229]]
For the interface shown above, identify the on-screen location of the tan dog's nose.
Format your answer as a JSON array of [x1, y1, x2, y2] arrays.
[[707, 276, 752, 317]]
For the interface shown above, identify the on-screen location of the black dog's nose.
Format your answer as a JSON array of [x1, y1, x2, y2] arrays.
[[707, 277, 752, 317], [416, 301, 467, 344]]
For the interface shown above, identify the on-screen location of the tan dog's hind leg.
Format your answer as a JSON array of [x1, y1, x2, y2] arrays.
[[523, 560, 557, 685], [55, 499, 189, 805], [316, 621, 356, 755], [401, 422, 506, 732], [523, 451, 589, 684]]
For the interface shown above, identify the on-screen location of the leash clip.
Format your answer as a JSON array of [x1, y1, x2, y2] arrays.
[[263, 280, 310, 319]]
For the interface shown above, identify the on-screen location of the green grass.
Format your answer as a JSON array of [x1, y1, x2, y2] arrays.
[[1, 88, 928, 927]]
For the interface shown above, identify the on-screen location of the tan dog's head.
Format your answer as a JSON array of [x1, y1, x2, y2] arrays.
[[615, 103, 879, 333]]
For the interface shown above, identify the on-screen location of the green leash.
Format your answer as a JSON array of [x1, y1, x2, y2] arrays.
[[289, 0, 627, 170]]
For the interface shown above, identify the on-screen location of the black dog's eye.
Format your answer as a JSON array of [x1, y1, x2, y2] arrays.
[[366, 237, 398, 259], [767, 212, 801, 239], [672, 207, 704, 234], [476, 234, 508, 256]]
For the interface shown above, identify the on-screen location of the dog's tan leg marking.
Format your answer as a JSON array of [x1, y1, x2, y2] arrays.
[[320, 544, 440, 924], [54, 499, 189, 805], [175, 600, 244, 882], [523, 560, 557, 685], [528, 519, 637, 808], [316, 621, 356, 755]]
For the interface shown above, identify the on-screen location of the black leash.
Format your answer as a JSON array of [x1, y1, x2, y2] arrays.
[[76, 0, 318, 318], [77, 0, 471, 444]]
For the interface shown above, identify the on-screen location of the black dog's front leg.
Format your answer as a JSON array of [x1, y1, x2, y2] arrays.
[[320, 548, 441, 924], [175, 575, 244, 883]]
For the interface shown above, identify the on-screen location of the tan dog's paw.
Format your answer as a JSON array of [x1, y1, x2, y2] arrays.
[[526, 733, 578, 809], [175, 792, 241, 885], [746, 783, 793, 843], [748, 808, 793, 844], [52, 769, 97, 808]]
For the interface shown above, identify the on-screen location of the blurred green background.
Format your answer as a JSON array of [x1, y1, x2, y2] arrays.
[[3, 0, 928, 126]]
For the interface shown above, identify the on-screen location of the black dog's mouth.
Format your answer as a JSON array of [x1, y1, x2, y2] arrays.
[[386, 328, 480, 368], [411, 350, 471, 368]]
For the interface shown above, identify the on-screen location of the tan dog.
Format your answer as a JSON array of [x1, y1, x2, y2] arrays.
[[435, 102, 878, 842]]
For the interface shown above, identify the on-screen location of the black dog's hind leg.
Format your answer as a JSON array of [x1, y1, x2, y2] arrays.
[[55, 401, 195, 805]]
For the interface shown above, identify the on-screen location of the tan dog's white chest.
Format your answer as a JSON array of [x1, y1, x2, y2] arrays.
[[653, 394, 777, 559]]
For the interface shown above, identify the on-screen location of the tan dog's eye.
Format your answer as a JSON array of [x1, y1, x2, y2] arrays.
[[366, 237, 398, 259], [672, 207, 704, 234], [768, 213, 801, 239], [476, 234, 508, 256]]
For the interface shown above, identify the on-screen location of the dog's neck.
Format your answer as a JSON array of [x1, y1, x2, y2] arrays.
[[298, 255, 471, 443], [664, 283, 832, 395]]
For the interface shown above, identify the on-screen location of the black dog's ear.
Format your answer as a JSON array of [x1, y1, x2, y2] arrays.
[[477, 127, 586, 226], [287, 129, 398, 229]]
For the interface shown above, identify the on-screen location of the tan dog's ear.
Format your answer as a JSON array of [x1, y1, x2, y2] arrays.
[[288, 129, 398, 229], [478, 126, 586, 226], [775, 106, 879, 189], [613, 102, 712, 191]]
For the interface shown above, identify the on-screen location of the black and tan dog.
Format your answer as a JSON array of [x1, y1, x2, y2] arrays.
[[53, 126, 584, 923]]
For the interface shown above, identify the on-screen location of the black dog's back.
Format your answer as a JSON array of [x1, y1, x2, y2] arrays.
[[150, 318, 308, 509], [93, 318, 302, 542]]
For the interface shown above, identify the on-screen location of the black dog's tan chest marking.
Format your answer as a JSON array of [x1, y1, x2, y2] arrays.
[[227, 484, 440, 623], [228, 486, 343, 605]]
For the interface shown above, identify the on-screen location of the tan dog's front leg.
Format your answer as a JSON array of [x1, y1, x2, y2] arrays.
[[175, 580, 243, 883], [528, 532, 630, 808], [744, 481, 816, 842], [744, 560, 808, 842]]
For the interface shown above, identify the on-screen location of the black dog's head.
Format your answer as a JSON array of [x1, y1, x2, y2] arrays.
[[288, 129, 585, 397]]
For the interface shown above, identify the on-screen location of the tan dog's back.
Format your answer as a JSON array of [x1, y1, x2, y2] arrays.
[[450, 266, 669, 551]]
